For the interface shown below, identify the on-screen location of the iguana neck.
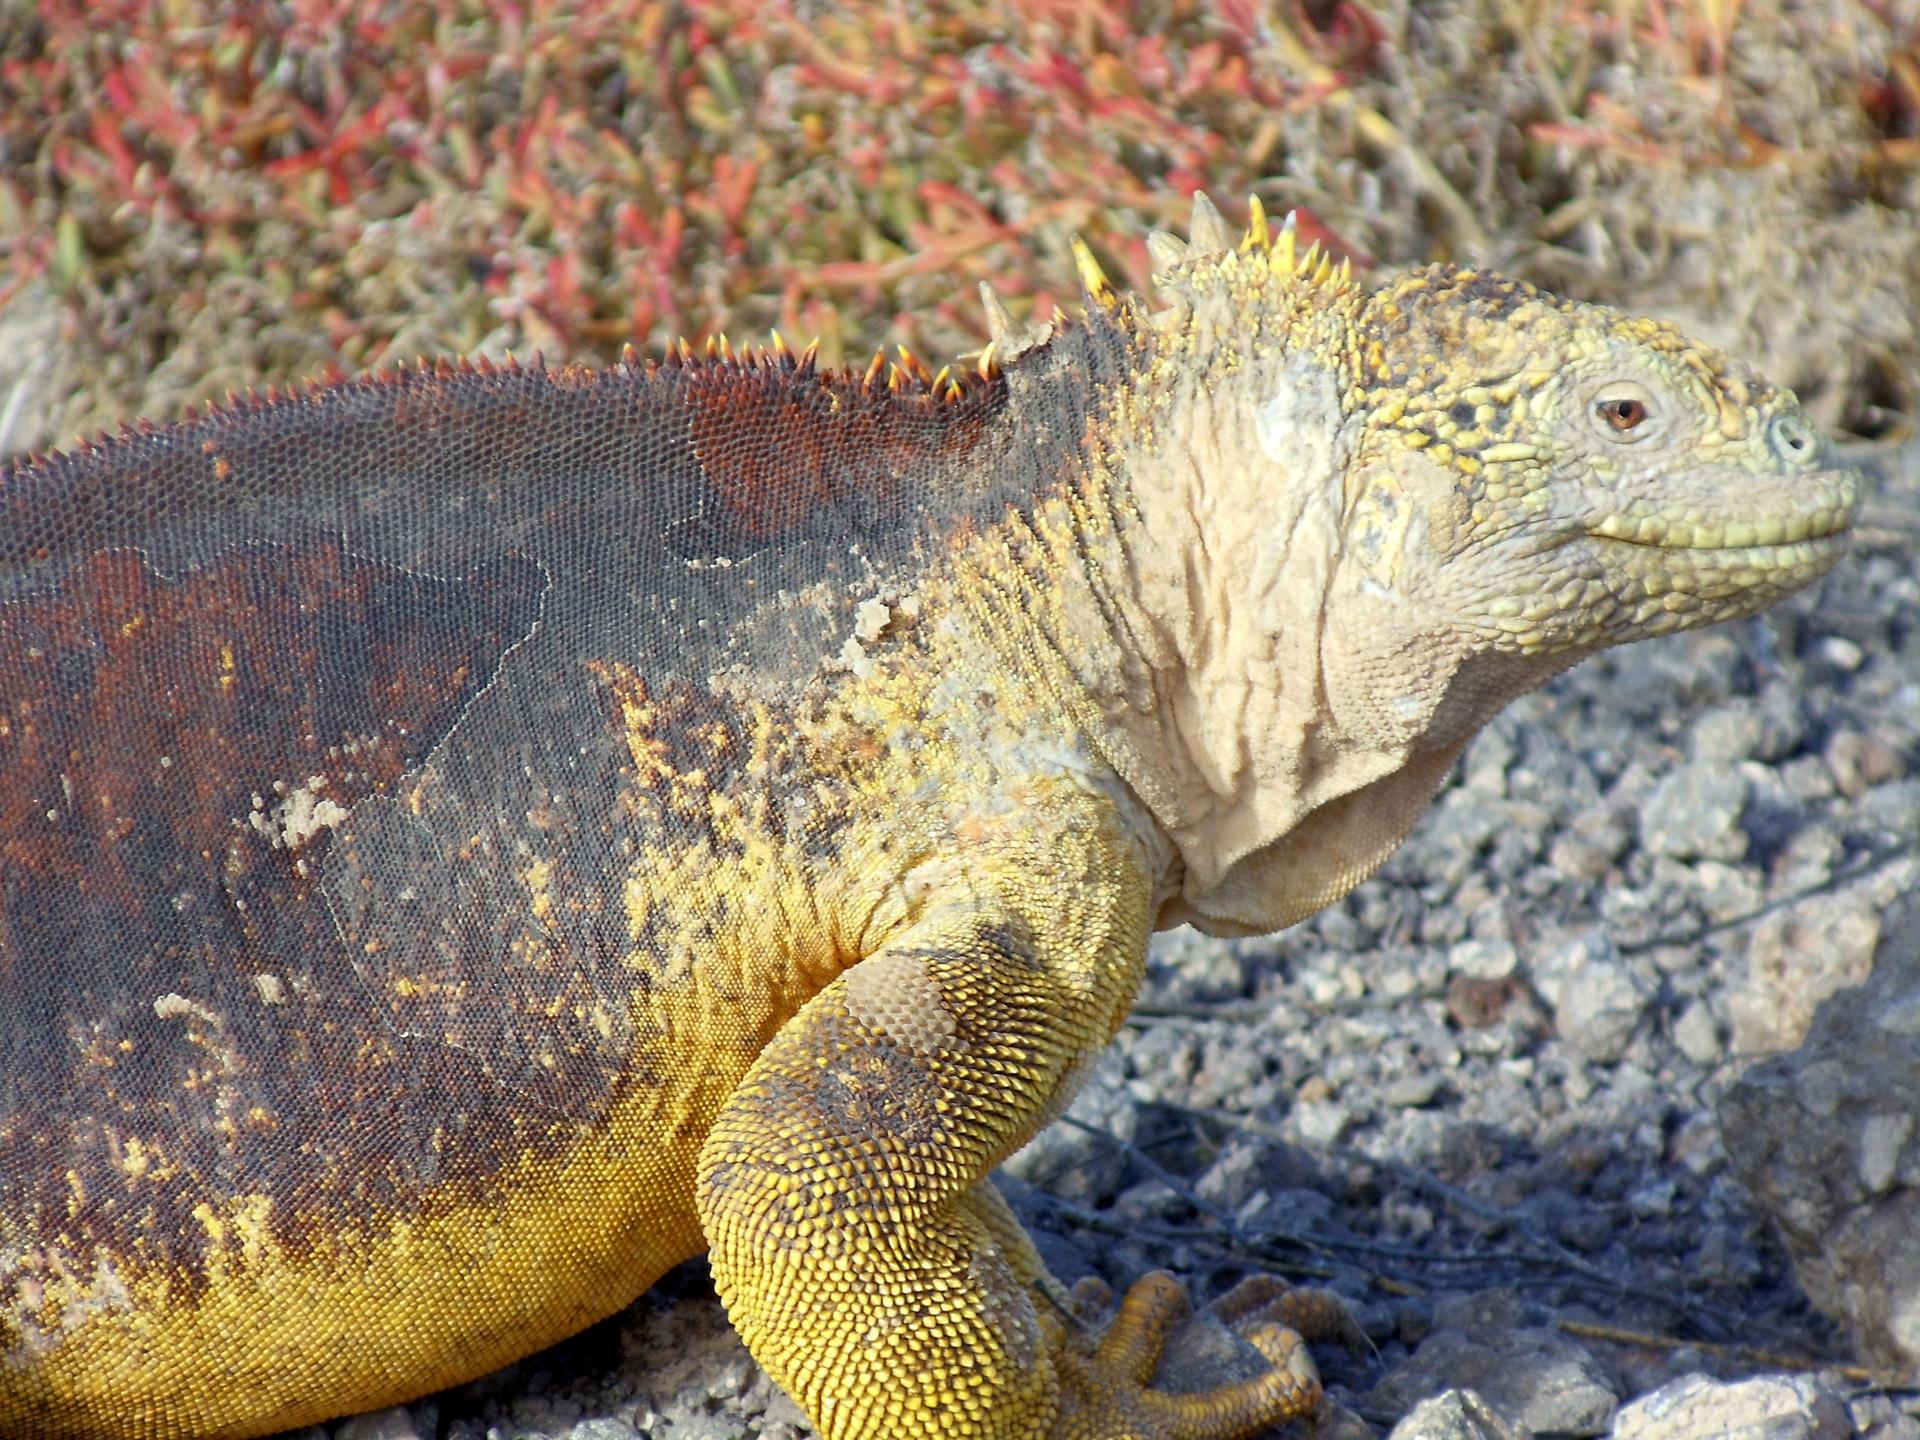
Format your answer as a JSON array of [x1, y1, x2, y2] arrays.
[[987, 293, 1537, 940]]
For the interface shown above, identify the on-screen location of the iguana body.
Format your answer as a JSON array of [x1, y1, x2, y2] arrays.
[[0, 199, 1859, 1439]]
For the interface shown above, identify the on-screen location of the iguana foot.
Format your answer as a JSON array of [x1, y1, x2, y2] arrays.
[[1049, 1271, 1337, 1440], [1207, 1273, 1371, 1356]]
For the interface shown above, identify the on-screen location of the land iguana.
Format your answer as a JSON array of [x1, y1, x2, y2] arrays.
[[0, 194, 1861, 1439]]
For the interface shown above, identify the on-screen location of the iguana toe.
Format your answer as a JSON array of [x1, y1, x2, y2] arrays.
[[1050, 1271, 1324, 1440], [1208, 1273, 1371, 1356]]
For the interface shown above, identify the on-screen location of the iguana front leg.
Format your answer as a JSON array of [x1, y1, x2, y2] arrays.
[[695, 902, 1326, 1440]]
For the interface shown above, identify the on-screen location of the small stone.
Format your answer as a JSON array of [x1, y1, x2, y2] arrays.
[[1666, 1111, 1725, 1176], [1450, 938, 1519, 979], [1146, 925, 1247, 1002], [1289, 1098, 1352, 1146], [1150, 1309, 1275, 1394], [569, 1422, 644, 1440], [1610, 1372, 1850, 1440], [1638, 762, 1749, 861], [1689, 702, 1764, 764], [1779, 754, 1837, 803], [1382, 1073, 1446, 1108], [759, 1388, 810, 1431], [336, 1409, 421, 1440], [1671, 1001, 1722, 1066], [1317, 1399, 1383, 1440], [1860, 1112, 1916, 1194], [656, 1417, 744, 1440], [1851, 1395, 1920, 1440], [1446, 973, 1527, 1030], [1818, 634, 1865, 672], [1826, 727, 1903, 795], [1858, 778, 1920, 837], [1627, 1176, 1677, 1218], [1729, 891, 1880, 1055], [1365, 1296, 1616, 1437], [1194, 1137, 1324, 1210], [1532, 933, 1649, 1063], [1386, 1389, 1523, 1440]]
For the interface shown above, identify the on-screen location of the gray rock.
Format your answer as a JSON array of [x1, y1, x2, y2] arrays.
[[1638, 762, 1749, 861], [1364, 1290, 1617, 1436], [1728, 889, 1881, 1055], [1388, 1390, 1525, 1440], [1688, 702, 1765, 765], [1857, 777, 1920, 837], [1149, 1309, 1274, 1394], [1145, 925, 1247, 1002], [335, 1409, 420, 1440], [1608, 1372, 1850, 1440], [1530, 933, 1650, 1063], [1721, 893, 1920, 1379], [1192, 1136, 1323, 1211], [568, 1422, 644, 1440], [1850, 1394, 1920, 1440]]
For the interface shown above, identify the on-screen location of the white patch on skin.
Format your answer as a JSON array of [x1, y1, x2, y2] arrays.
[[153, 993, 218, 1024], [901, 857, 962, 908], [834, 636, 874, 679], [853, 596, 892, 643], [249, 775, 350, 851], [1256, 362, 1345, 494], [0, 1244, 133, 1355]]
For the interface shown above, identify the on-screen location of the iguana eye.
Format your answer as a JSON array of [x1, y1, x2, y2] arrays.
[[1599, 398, 1645, 430], [1589, 382, 1659, 442]]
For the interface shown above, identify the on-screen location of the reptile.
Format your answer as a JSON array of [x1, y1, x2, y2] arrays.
[[0, 192, 1860, 1439]]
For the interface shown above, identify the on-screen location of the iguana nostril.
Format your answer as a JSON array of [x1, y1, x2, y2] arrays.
[[1770, 413, 1816, 463]]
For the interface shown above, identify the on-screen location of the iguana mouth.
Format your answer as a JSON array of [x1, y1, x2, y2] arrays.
[[1586, 491, 1856, 551]]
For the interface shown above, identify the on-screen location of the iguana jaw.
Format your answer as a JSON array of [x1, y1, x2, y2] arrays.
[[1586, 498, 1853, 551], [1523, 456, 1862, 647]]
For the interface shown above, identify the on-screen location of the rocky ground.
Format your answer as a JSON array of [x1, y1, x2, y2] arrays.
[[264, 434, 1920, 1440]]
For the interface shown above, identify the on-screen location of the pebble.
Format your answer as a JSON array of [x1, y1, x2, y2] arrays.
[[1609, 1372, 1851, 1440], [334, 1409, 421, 1440], [1389, 1389, 1525, 1440], [1530, 933, 1650, 1063], [1728, 891, 1881, 1055], [1638, 762, 1751, 861], [1364, 1290, 1618, 1436]]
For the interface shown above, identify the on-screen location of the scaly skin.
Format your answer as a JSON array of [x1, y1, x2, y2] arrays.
[[0, 195, 1858, 1439]]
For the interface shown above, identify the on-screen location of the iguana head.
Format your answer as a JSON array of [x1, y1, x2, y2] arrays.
[[1061, 196, 1861, 937]]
